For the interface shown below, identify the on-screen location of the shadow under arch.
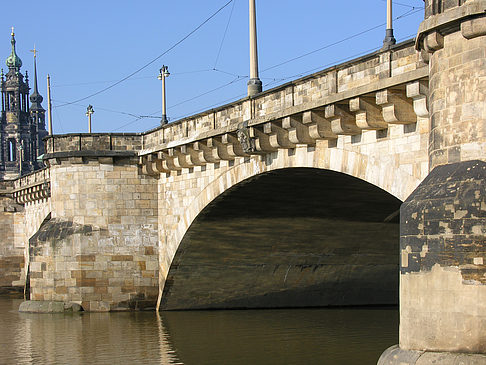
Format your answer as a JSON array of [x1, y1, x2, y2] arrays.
[[161, 167, 401, 310]]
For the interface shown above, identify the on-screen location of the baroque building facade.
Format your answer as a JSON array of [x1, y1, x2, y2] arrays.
[[0, 29, 47, 180]]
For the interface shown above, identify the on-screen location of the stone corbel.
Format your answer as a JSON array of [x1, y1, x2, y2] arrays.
[[193, 141, 219, 163], [221, 134, 249, 158], [349, 96, 388, 130], [166, 148, 191, 169], [424, 31, 444, 53], [406, 80, 429, 118], [69, 157, 84, 164], [160, 150, 183, 171], [207, 137, 234, 160], [282, 115, 315, 145], [141, 154, 159, 176], [263, 121, 296, 149], [248, 127, 277, 153], [98, 157, 113, 164], [376, 89, 417, 124], [302, 110, 337, 140], [325, 104, 361, 135], [461, 15, 486, 39], [171, 147, 203, 168], [180, 145, 206, 166]]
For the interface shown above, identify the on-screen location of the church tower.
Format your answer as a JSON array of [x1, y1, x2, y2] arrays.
[[0, 28, 47, 180], [29, 48, 48, 159]]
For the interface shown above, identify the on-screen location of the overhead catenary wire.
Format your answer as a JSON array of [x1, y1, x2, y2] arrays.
[[53, 99, 142, 118], [111, 32, 420, 132], [171, 91, 247, 121], [169, 76, 246, 109], [107, 6, 422, 132], [380, 0, 424, 9], [110, 76, 248, 132], [261, 7, 422, 74], [213, 0, 237, 69], [111, 8, 422, 131], [54, 0, 234, 109], [263, 32, 418, 89]]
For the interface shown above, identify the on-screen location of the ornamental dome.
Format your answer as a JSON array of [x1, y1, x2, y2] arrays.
[[6, 29, 22, 70]]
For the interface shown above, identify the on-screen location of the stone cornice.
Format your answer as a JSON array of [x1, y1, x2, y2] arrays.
[[416, 0, 486, 51]]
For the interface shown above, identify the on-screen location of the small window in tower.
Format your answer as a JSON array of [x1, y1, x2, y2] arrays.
[[8, 140, 16, 162]]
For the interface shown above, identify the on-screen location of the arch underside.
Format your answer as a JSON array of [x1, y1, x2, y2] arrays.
[[161, 168, 401, 310]]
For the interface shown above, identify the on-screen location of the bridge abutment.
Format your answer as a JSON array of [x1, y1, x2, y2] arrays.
[[26, 135, 160, 311], [379, 1, 486, 363], [0, 181, 25, 295]]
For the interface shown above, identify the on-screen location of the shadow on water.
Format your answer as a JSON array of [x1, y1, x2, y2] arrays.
[[1, 297, 397, 365]]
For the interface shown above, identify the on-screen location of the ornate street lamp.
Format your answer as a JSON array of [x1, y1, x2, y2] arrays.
[[86, 104, 94, 133]]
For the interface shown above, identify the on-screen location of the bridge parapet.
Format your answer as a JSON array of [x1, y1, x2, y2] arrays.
[[44, 133, 142, 164], [142, 40, 426, 156], [140, 41, 429, 175], [12, 168, 50, 204]]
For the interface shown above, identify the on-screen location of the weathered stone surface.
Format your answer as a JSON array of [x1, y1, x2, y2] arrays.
[[386, 2, 486, 361], [378, 345, 423, 365], [398, 161, 486, 353], [378, 345, 486, 365], [26, 159, 159, 312], [0, 187, 26, 289], [400, 161, 486, 280], [18, 300, 82, 313], [418, 1, 486, 169]]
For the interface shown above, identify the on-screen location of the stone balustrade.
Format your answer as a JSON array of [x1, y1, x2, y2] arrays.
[[12, 168, 50, 204]]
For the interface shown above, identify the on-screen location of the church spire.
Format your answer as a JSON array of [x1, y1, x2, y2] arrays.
[[29, 46, 44, 111], [6, 27, 22, 70]]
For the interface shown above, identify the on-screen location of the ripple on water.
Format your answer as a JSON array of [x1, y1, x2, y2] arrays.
[[0, 297, 397, 365]]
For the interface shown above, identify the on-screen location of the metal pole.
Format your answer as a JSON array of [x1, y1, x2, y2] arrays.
[[162, 73, 167, 123], [158, 66, 170, 125], [86, 105, 94, 133], [382, 0, 396, 49], [247, 0, 262, 96], [47, 74, 53, 135]]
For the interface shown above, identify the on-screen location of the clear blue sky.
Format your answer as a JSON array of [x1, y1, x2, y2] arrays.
[[2, 0, 424, 134]]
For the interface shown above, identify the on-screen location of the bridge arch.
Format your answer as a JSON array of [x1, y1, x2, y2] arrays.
[[159, 150, 409, 309]]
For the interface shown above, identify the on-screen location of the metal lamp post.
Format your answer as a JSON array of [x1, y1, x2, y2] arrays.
[[47, 74, 53, 135], [158, 65, 170, 125], [86, 105, 94, 133], [247, 0, 262, 96], [382, 0, 396, 49]]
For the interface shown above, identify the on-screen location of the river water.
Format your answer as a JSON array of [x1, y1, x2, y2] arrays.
[[0, 297, 397, 365]]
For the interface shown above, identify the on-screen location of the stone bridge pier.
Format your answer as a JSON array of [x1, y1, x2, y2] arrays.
[[379, 1, 486, 364]]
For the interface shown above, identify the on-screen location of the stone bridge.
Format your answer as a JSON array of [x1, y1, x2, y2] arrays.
[[1, 1, 486, 363], [8, 40, 430, 308]]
